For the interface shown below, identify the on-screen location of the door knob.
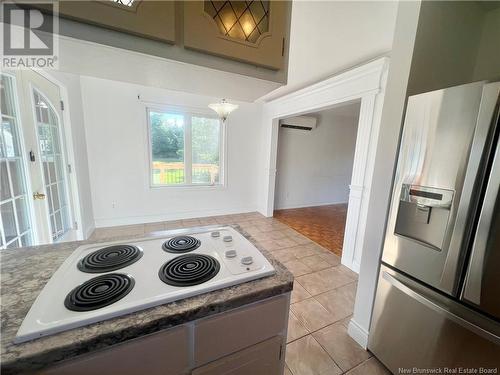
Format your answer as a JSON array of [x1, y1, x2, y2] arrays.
[[33, 192, 46, 200]]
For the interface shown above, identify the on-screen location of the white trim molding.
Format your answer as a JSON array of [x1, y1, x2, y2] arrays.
[[259, 57, 390, 273], [347, 318, 369, 349]]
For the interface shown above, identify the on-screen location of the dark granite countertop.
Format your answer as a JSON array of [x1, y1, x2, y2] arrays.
[[0, 226, 293, 374]]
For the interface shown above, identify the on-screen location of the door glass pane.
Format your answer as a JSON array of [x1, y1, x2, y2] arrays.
[[50, 215, 56, 237], [1, 75, 33, 249], [15, 197, 29, 233], [43, 161, 50, 183], [48, 158, 56, 182], [55, 155, 63, 180], [62, 206, 70, 230], [41, 107, 49, 124], [0, 124, 4, 158], [47, 185, 53, 211], [1, 76, 15, 117], [21, 232, 32, 246], [2, 117, 20, 157], [7, 239, 19, 249], [33, 89, 71, 241], [38, 124, 53, 155], [52, 183, 60, 210], [149, 111, 185, 185], [8, 159, 24, 196], [1, 201, 17, 243], [52, 126, 61, 153], [1, 160, 11, 201], [192, 116, 221, 184], [58, 182, 66, 209], [55, 211, 62, 233]]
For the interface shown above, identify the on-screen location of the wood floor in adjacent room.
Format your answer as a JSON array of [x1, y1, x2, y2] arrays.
[[273, 204, 348, 256]]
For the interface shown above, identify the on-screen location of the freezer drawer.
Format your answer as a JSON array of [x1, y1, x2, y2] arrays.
[[369, 265, 500, 373]]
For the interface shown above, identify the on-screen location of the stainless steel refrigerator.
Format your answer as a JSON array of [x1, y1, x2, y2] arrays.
[[369, 81, 500, 372]]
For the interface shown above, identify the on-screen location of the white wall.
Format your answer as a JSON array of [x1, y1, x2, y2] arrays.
[[351, 1, 421, 347], [261, 1, 398, 101], [473, 6, 500, 81], [407, 2, 500, 96], [80, 76, 264, 227], [274, 104, 359, 209], [57, 35, 280, 102], [406, 0, 484, 96], [45, 70, 95, 238]]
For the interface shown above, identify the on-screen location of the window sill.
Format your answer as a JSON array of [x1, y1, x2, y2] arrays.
[[149, 184, 226, 191]]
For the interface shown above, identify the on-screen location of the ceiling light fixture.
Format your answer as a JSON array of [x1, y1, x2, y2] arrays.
[[208, 99, 239, 122]]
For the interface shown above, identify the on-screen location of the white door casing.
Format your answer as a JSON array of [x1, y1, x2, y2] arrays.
[[260, 57, 390, 273]]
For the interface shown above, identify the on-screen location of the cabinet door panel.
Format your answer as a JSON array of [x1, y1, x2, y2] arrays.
[[57, 1, 175, 43], [194, 295, 288, 366], [192, 336, 284, 375], [40, 326, 189, 375], [184, 1, 290, 70]]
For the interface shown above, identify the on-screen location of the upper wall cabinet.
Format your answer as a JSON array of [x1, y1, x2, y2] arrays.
[[57, 1, 175, 43], [184, 1, 290, 70]]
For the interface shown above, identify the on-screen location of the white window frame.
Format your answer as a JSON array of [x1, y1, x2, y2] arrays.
[[146, 105, 226, 189]]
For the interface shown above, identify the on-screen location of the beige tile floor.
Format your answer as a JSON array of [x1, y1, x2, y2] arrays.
[[90, 212, 390, 375]]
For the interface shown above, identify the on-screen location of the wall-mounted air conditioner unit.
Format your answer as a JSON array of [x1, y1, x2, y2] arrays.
[[279, 116, 317, 131]]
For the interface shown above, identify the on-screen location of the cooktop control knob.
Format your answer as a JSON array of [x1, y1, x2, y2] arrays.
[[211, 231, 220, 238], [225, 250, 237, 258], [241, 256, 253, 265], [223, 235, 233, 242]]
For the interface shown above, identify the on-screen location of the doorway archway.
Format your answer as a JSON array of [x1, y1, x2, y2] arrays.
[[260, 57, 389, 272]]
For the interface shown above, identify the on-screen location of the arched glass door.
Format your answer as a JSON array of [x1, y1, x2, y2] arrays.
[[1, 70, 77, 249], [32, 89, 71, 241]]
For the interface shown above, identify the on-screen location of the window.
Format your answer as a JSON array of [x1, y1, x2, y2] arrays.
[[148, 109, 224, 187]]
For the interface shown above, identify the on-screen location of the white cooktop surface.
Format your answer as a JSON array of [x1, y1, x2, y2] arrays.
[[15, 226, 275, 343]]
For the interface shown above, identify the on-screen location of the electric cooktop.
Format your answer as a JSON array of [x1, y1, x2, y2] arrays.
[[15, 226, 275, 343]]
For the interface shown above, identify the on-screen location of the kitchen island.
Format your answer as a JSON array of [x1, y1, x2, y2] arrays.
[[0, 225, 293, 374]]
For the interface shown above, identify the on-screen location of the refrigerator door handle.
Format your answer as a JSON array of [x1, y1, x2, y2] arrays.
[[382, 271, 500, 345], [462, 137, 500, 305]]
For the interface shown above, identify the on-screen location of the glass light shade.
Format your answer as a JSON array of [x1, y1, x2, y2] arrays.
[[204, 1, 270, 43], [208, 99, 239, 121]]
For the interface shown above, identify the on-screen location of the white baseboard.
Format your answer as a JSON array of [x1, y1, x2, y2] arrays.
[[94, 206, 258, 228], [341, 256, 361, 274], [274, 200, 348, 210], [347, 318, 369, 349]]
